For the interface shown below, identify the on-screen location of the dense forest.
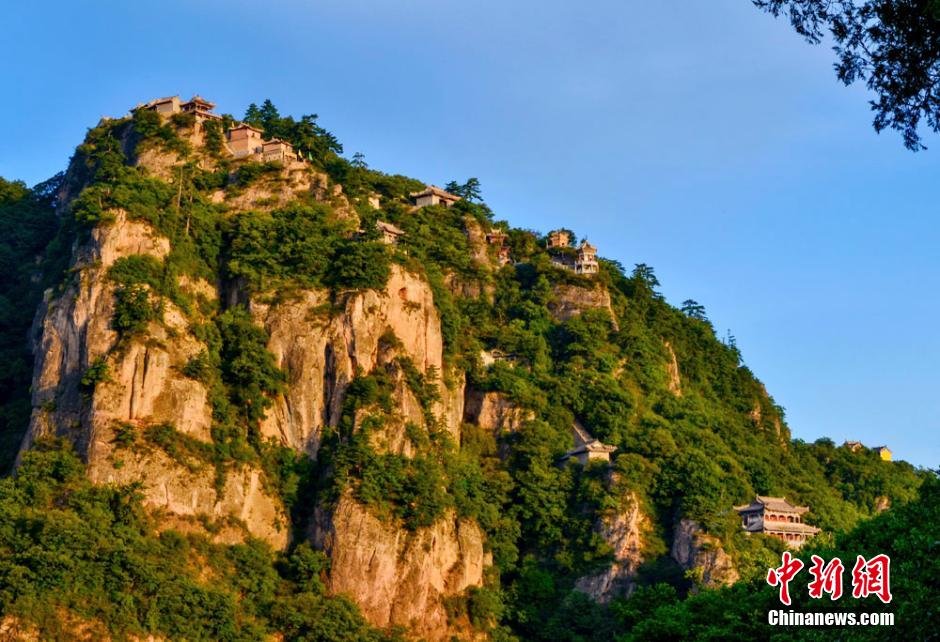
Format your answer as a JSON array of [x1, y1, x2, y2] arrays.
[[0, 100, 932, 641]]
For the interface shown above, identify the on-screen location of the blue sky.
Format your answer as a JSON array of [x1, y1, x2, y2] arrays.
[[2, 1, 938, 467]]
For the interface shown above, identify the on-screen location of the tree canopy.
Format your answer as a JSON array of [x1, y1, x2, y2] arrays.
[[756, 0, 940, 149]]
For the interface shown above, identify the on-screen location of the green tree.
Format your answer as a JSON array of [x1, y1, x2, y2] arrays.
[[445, 177, 483, 202], [217, 307, 285, 426], [630, 263, 661, 295], [756, 0, 940, 149], [681, 299, 708, 321]]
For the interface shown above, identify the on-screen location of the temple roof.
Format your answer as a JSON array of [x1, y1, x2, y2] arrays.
[[734, 495, 810, 514], [229, 123, 264, 134], [410, 185, 461, 201], [146, 95, 179, 106], [182, 95, 215, 109], [562, 422, 617, 460], [376, 220, 404, 236], [263, 138, 293, 149]]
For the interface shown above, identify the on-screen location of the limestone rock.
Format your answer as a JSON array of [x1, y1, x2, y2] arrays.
[[88, 440, 288, 548], [463, 389, 533, 435], [312, 494, 490, 642], [664, 340, 682, 397], [575, 492, 651, 602], [671, 518, 739, 589], [548, 282, 617, 328], [24, 210, 170, 454], [463, 216, 492, 267], [254, 265, 449, 454], [21, 212, 288, 548]]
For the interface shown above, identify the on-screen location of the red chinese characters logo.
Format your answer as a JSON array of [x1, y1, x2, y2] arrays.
[[767, 553, 892, 604], [851, 554, 892, 604], [807, 555, 844, 600], [767, 551, 804, 605]]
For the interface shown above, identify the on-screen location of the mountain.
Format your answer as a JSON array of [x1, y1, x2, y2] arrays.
[[0, 96, 929, 641]]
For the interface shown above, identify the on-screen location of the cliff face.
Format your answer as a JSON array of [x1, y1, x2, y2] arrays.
[[548, 281, 616, 326], [575, 491, 651, 602], [313, 494, 489, 641], [671, 518, 739, 589], [22, 199, 484, 639], [10, 103, 826, 641], [463, 389, 533, 436], [253, 266, 490, 641], [252, 264, 452, 454], [23, 211, 289, 547]]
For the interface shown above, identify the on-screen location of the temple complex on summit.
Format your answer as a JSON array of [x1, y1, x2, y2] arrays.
[[841, 441, 892, 461], [734, 496, 821, 548], [142, 95, 221, 122], [143, 96, 181, 114], [137, 95, 304, 166], [548, 234, 600, 276]]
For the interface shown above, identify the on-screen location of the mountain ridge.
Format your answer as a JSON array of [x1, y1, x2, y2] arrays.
[[0, 95, 927, 641]]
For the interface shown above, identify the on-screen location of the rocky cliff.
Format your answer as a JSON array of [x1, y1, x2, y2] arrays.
[[313, 494, 489, 640], [17, 123, 490, 640], [22, 222, 487, 640], [252, 264, 451, 452], [575, 491, 652, 602], [670, 518, 739, 589], [7, 97, 863, 641], [23, 209, 290, 547]]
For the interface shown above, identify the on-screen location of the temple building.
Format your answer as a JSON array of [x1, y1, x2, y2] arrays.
[[575, 240, 598, 274], [226, 124, 265, 158], [485, 229, 508, 246], [180, 95, 222, 122], [734, 496, 821, 549], [561, 423, 617, 466], [140, 94, 220, 122], [143, 96, 181, 114], [548, 238, 599, 277], [547, 230, 571, 248], [262, 138, 297, 164], [376, 220, 405, 245], [484, 229, 511, 265], [411, 185, 461, 208], [841, 441, 892, 461]]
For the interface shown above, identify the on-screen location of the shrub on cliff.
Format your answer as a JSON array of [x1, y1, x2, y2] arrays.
[[217, 307, 285, 427]]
